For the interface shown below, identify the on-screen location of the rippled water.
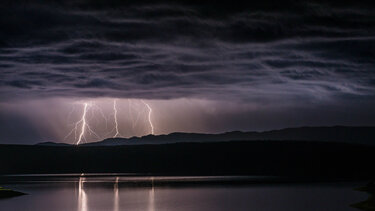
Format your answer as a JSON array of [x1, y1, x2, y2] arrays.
[[0, 174, 368, 211]]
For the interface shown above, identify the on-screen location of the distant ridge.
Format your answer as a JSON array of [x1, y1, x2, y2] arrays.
[[35, 142, 72, 146], [74, 126, 375, 146]]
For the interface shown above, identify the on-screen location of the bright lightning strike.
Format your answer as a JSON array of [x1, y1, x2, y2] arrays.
[[64, 99, 157, 144], [77, 103, 88, 145], [113, 99, 120, 138], [64, 102, 101, 145], [142, 100, 154, 135]]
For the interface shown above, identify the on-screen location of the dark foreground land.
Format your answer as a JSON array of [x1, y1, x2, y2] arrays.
[[351, 182, 375, 211], [1, 141, 375, 179], [0, 187, 25, 198]]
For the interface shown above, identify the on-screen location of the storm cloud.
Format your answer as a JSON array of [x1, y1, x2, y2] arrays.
[[0, 0, 375, 143], [1, 1, 374, 103]]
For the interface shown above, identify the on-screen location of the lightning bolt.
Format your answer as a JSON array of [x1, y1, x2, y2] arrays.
[[77, 103, 88, 144], [90, 104, 109, 131], [64, 102, 101, 145], [113, 99, 121, 138], [128, 100, 143, 130], [64, 99, 157, 143], [142, 100, 154, 135]]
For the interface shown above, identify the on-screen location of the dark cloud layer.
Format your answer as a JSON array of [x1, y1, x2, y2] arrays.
[[1, 1, 375, 144], [0, 1, 374, 104]]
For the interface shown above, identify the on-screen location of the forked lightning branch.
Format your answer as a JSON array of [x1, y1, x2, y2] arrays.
[[64, 99, 155, 145]]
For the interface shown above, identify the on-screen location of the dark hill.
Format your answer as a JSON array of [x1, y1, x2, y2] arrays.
[[80, 126, 375, 146], [1, 141, 375, 179], [36, 142, 72, 146]]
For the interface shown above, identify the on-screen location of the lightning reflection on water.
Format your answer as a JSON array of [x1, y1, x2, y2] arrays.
[[77, 174, 87, 211]]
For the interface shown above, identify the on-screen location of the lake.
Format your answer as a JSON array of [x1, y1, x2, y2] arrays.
[[0, 174, 369, 211]]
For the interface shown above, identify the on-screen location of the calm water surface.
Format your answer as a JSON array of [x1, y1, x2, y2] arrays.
[[0, 174, 368, 211]]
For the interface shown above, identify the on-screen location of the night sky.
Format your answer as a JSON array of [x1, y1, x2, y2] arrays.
[[1, 0, 375, 144]]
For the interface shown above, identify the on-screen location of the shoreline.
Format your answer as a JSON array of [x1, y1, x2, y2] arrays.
[[0, 187, 26, 199]]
